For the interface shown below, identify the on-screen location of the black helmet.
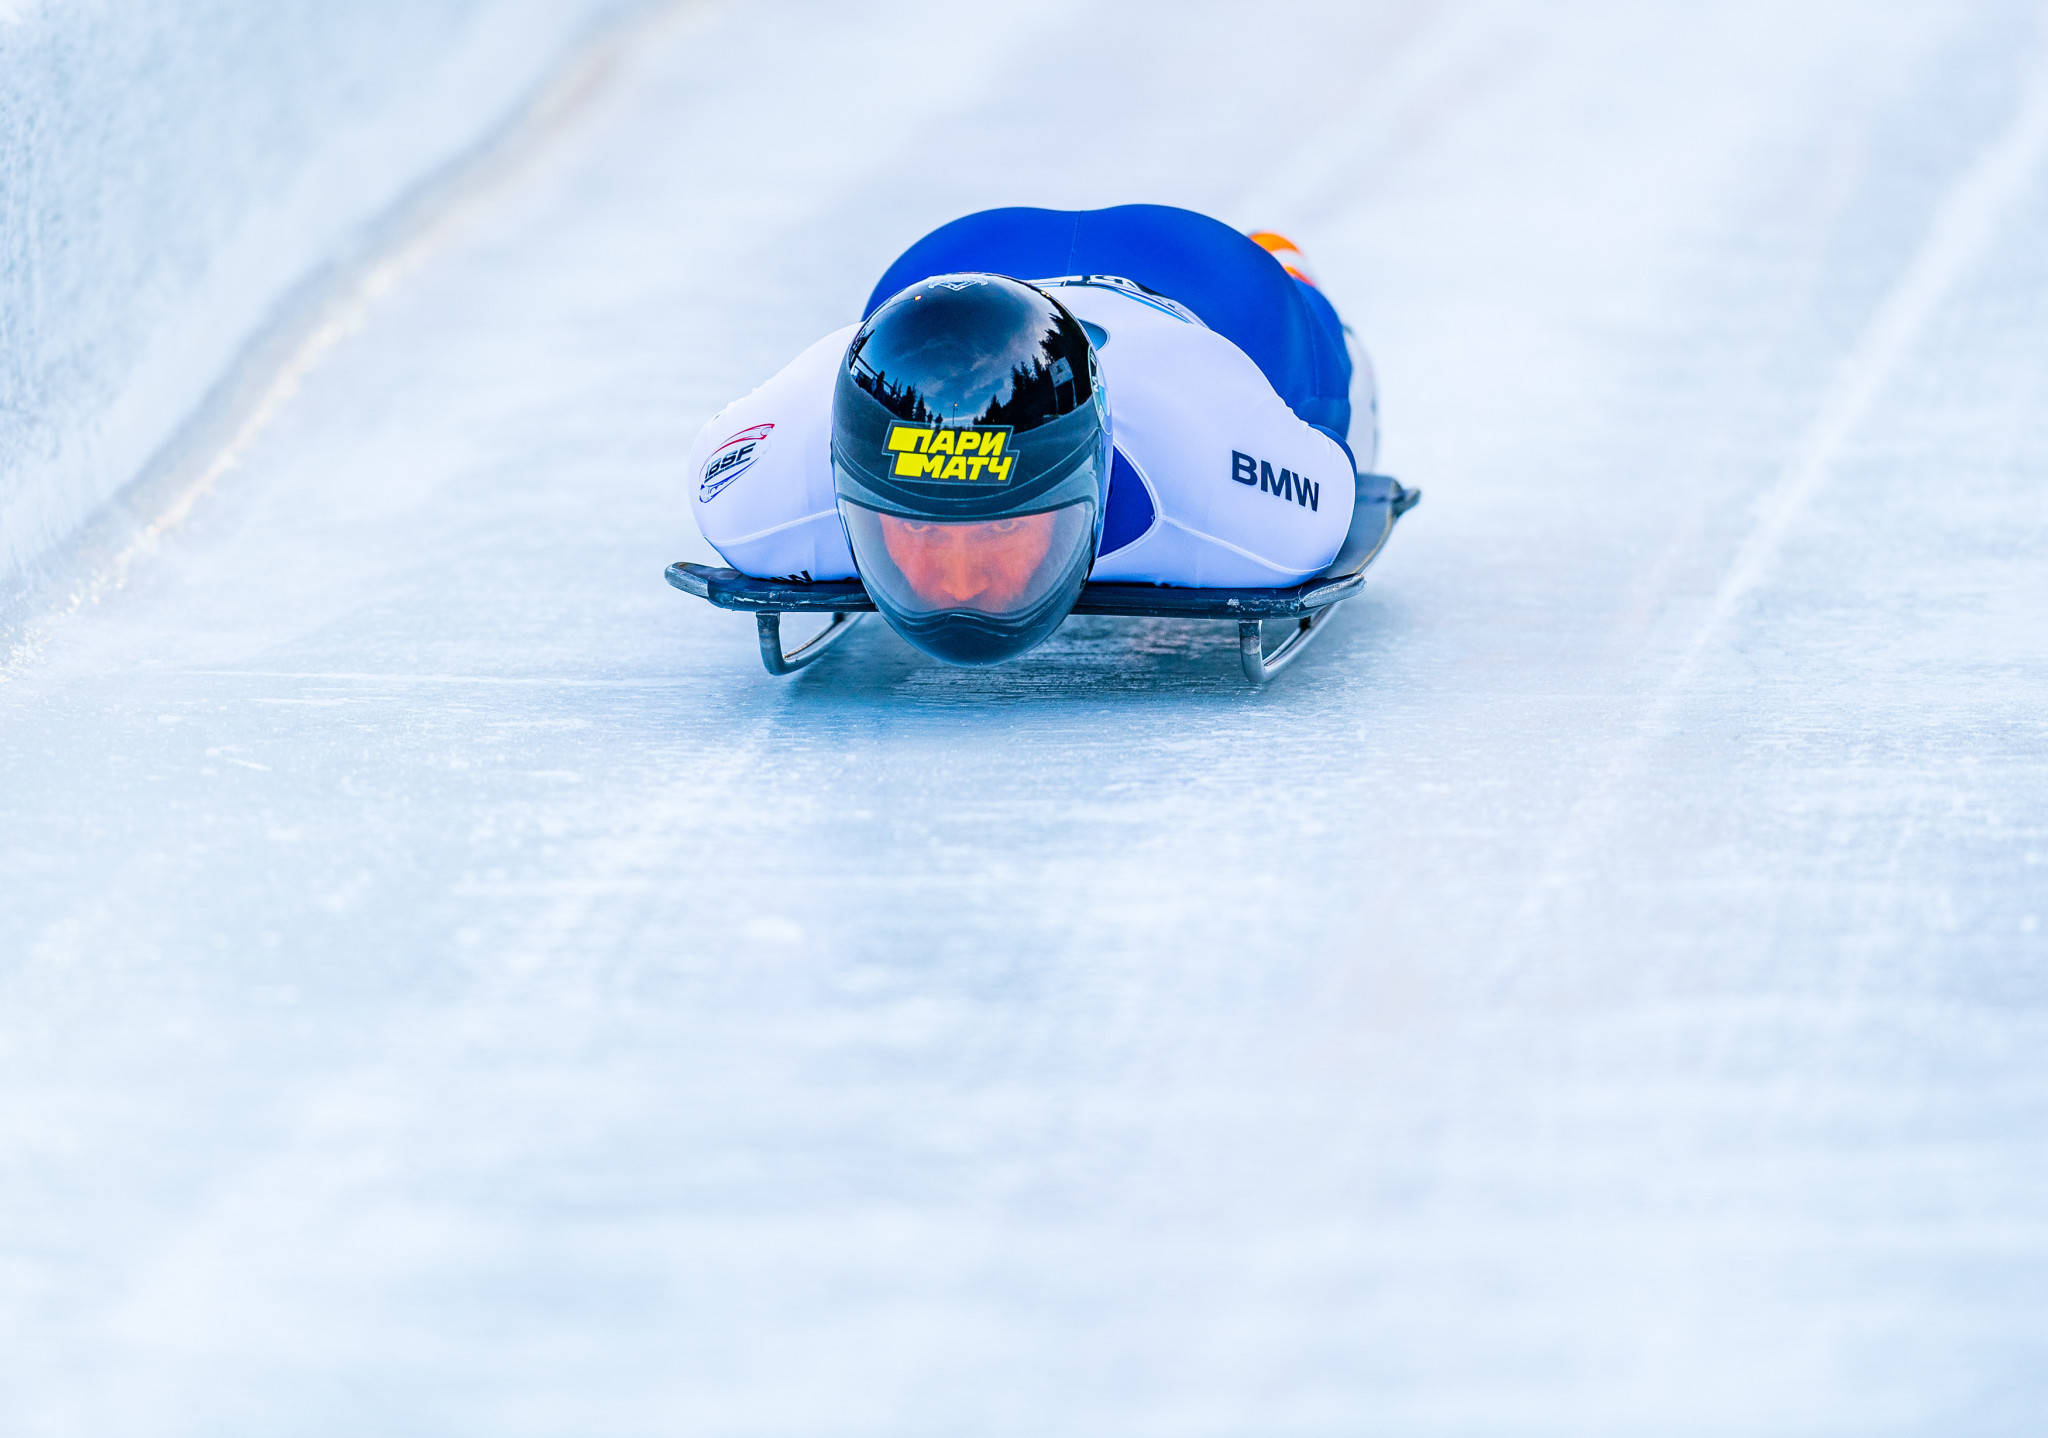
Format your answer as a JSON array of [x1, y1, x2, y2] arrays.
[[832, 273, 1110, 665]]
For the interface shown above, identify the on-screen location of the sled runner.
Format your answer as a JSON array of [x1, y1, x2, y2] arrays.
[[666, 472, 1419, 686]]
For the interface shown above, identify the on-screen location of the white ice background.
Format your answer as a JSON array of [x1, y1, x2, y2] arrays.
[[0, 0, 628, 586], [2, 1, 2047, 1434]]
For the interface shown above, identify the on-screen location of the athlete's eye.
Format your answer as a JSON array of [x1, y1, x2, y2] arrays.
[[899, 520, 933, 533], [987, 518, 1021, 534]]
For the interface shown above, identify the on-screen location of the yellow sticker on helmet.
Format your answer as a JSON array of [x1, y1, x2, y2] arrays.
[[884, 423, 1016, 483]]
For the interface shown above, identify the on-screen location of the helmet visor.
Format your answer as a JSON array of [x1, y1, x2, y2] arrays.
[[841, 499, 1096, 620]]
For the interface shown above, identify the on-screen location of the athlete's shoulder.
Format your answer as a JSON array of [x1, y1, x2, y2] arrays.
[[686, 324, 858, 581], [1059, 289, 1353, 587]]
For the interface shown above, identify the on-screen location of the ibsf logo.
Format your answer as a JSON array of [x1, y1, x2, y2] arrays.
[[884, 423, 1015, 484], [699, 422, 773, 502]]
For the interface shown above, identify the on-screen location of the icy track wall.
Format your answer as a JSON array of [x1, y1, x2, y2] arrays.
[[0, 0, 631, 594]]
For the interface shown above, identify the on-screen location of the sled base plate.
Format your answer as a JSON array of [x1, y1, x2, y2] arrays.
[[667, 473, 1417, 685]]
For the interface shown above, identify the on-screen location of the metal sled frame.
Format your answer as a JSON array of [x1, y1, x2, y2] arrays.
[[667, 473, 1419, 686]]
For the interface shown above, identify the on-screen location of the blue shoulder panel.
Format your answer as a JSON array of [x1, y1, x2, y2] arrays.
[[1098, 447, 1156, 557], [864, 205, 1352, 440]]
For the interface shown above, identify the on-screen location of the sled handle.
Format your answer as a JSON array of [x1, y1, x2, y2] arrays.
[[1239, 610, 1330, 686], [758, 610, 863, 675]]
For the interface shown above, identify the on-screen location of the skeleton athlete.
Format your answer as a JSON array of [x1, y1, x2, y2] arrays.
[[687, 204, 1377, 665]]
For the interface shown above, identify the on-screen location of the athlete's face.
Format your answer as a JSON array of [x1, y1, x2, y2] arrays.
[[876, 511, 1061, 611]]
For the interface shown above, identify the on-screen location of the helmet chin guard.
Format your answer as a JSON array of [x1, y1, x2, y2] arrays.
[[832, 273, 1110, 665]]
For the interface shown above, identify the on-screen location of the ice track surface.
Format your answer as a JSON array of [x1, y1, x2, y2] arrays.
[[5, 2, 2048, 1433]]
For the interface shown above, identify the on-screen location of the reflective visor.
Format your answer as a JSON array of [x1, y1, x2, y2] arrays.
[[840, 500, 1095, 619]]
